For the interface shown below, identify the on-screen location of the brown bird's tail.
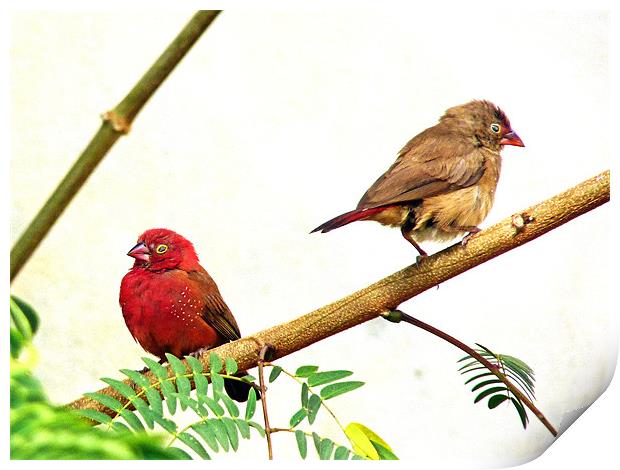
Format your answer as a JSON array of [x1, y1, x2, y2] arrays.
[[224, 376, 260, 403], [311, 207, 389, 233]]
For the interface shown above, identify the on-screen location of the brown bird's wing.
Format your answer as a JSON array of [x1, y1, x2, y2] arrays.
[[188, 269, 241, 342], [357, 126, 486, 209]]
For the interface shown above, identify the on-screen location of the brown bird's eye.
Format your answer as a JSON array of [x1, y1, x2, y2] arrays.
[[490, 123, 501, 134], [155, 244, 168, 254]]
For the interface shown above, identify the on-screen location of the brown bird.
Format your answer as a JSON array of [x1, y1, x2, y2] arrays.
[[311, 100, 524, 257]]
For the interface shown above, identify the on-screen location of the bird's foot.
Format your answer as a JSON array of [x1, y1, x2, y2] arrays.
[[189, 347, 210, 359], [460, 227, 481, 247], [415, 253, 428, 264]]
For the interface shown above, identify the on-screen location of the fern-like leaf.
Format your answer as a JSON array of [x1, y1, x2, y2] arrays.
[[459, 343, 536, 429]]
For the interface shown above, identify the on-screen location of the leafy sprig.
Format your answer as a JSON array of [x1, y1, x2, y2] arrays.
[[268, 364, 397, 460], [79, 352, 264, 459], [458, 343, 536, 429]]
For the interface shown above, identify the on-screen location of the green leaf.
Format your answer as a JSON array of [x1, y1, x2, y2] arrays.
[[209, 353, 223, 373], [245, 388, 257, 420], [211, 371, 224, 394], [167, 447, 193, 459], [100, 378, 137, 400], [307, 370, 353, 387], [120, 369, 150, 388], [10, 327, 24, 359], [132, 396, 155, 429], [160, 379, 177, 415], [268, 365, 282, 383], [119, 409, 144, 432], [220, 394, 240, 418], [84, 392, 123, 413], [460, 365, 488, 375], [143, 385, 163, 417], [175, 375, 192, 411], [10, 298, 32, 342], [312, 432, 322, 455], [457, 359, 480, 371], [209, 419, 229, 452], [176, 393, 200, 414], [235, 418, 250, 439], [307, 394, 321, 425], [464, 371, 495, 385], [319, 438, 334, 460], [141, 357, 168, 380], [193, 422, 219, 452], [76, 409, 113, 425], [295, 365, 319, 377], [225, 357, 238, 375], [194, 374, 209, 405], [320, 381, 364, 400], [471, 379, 504, 392], [222, 417, 239, 451], [10, 296, 39, 336], [165, 353, 187, 375], [372, 441, 399, 460], [511, 397, 529, 429], [295, 430, 307, 459], [186, 356, 208, 404], [203, 396, 225, 417], [301, 382, 309, 408], [289, 408, 307, 427], [344, 422, 396, 460], [178, 431, 210, 459], [185, 355, 204, 374], [111, 421, 131, 433], [334, 446, 351, 460], [488, 394, 510, 409], [152, 415, 177, 433], [474, 386, 508, 404], [248, 420, 265, 437]]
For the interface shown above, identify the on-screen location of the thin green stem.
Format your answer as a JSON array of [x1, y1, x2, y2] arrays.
[[276, 366, 346, 435], [10, 11, 221, 281]]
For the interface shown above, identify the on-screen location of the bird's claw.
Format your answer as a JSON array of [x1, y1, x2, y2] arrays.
[[461, 228, 481, 247], [189, 347, 210, 359]]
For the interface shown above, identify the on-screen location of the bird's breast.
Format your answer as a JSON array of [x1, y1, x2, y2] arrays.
[[119, 269, 219, 359]]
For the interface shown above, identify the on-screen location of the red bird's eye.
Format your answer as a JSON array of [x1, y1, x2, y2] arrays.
[[156, 244, 168, 254]]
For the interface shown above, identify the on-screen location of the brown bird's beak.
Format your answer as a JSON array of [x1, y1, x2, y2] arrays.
[[127, 241, 150, 262], [500, 130, 525, 147]]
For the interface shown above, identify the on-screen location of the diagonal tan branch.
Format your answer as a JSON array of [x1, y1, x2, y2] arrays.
[[67, 170, 610, 422]]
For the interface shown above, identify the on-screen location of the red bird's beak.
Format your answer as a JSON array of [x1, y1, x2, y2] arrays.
[[500, 130, 525, 147], [127, 241, 150, 262]]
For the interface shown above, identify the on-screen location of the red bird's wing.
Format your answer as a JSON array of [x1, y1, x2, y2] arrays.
[[357, 126, 486, 209], [188, 269, 241, 343]]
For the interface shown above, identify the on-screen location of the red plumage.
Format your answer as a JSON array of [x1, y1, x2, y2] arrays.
[[310, 206, 397, 233], [119, 228, 253, 402]]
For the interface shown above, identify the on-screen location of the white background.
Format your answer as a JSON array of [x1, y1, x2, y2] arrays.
[[8, 6, 613, 467]]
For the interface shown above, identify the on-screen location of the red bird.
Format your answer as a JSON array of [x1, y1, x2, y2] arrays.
[[119, 228, 254, 402], [311, 100, 524, 257]]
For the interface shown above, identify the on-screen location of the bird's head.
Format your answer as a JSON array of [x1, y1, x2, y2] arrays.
[[440, 100, 524, 151], [127, 228, 199, 271]]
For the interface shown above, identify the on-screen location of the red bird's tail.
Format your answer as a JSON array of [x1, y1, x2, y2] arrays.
[[310, 206, 389, 233]]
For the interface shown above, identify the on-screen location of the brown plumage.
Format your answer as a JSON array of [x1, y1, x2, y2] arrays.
[[311, 100, 524, 256]]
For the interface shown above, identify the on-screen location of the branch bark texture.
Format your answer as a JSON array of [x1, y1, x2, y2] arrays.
[[68, 170, 610, 419], [10, 11, 221, 281]]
